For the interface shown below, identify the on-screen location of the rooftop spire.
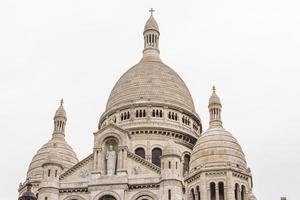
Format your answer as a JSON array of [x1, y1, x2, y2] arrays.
[[53, 99, 67, 138], [143, 9, 160, 57], [208, 86, 222, 128]]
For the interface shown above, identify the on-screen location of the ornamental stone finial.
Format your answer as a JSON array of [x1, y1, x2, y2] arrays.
[[212, 85, 216, 93]]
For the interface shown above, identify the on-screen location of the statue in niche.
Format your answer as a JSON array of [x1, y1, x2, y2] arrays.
[[106, 145, 116, 175]]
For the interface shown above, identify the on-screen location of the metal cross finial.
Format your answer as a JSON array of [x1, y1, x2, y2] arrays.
[[149, 8, 155, 16], [60, 98, 64, 106]]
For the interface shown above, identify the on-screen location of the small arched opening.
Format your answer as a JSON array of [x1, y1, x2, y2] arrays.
[[99, 195, 117, 200], [183, 154, 190, 176], [218, 182, 225, 200], [135, 147, 145, 159], [210, 182, 216, 200], [151, 148, 162, 167]]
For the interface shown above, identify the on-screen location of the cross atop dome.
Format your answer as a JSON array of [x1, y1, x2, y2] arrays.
[[149, 8, 155, 16], [208, 86, 222, 127]]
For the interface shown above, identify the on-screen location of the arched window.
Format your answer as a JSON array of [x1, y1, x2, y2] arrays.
[[135, 147, 145, 159], [191, 188, 195, 200], [218, 182, 225, 200], [210, 182, 216, 200], [234, 183, 240, 200], [168, 189, 171, 200], [169, 161, 171, 169], [99, 195, 117, 200], [183, 154, 190, 176], [151, 148, 162, 166], [241, 185, 246, 200], [196, 186, 201, 200]]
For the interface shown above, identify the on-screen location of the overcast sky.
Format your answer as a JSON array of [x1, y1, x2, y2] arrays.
[[0, 0, 299, 199]]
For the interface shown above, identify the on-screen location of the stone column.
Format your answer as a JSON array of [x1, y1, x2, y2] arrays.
[[237, 186, 241, 200], [117, 146, 128, 175], [97, 148, 103, 174], [189, 190, 193, 200], [117, 148, 122, 170], [226, 171, 234, 200], [194, 189, 199, 200], [93, 148, 102, 172], [216, 185, 219, 200], [93, 149, 98, 170]]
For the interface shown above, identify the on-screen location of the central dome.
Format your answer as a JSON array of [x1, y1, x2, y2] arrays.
[[105, 14, 196, 114], [106, 57, 195, 113]]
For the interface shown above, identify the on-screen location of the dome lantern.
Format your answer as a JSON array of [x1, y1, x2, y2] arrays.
[[208, 86, 222, 128], [143, 8, 160, 57], [53, 98, 67, 138]]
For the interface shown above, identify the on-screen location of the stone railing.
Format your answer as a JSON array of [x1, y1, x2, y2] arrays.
[[127, 151, 161, 174]]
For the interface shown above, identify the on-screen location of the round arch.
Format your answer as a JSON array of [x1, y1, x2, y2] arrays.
[[93, 191, 121, 200], [131, 191, 158, 200], [96, 132, 126, 148], [63, 195, 85, 200]]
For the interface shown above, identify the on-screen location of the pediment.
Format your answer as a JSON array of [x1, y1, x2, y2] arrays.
[[59, 154, 94, 182]]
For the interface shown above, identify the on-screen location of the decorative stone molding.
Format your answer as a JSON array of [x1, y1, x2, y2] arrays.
[[185, 172, 201, 183], [232, 172, 249, 180], [59, 187, 88, 193], [205, 171, 227, 177], [129, 128, 197, 148], [129, 183, 160, 190], [127, 151, 161, 173]]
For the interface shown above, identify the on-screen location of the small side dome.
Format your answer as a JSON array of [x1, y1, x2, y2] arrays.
[[26, 138, 78, 180], [190, 127, 247, 172], [42, 148, 63, 167], [162, 140, 181, 157], [248, 191, 257, 200], [144, 13, 159, 32]]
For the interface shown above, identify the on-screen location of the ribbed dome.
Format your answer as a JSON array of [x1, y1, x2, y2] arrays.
[[54, 99, 66, 119], [26, 137, 78, 180], [209, 86, 221, 106], [190, 127, 247, 172], [144, 15, 159, 32], [248, 192, 257, 200], [106, 58, 195, 113]]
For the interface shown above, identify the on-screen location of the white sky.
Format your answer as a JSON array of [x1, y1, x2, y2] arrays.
[[0, 0, 299, 199]]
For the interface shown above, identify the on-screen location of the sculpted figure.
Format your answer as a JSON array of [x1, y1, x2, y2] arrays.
[[106, 145, 116, 175]]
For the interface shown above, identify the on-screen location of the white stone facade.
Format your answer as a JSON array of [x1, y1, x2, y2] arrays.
[[18, 12, 257, 200]]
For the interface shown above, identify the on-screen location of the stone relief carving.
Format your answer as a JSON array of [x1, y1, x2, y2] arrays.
[[79, 169, 90, 178], [132, 165, 149, 175]]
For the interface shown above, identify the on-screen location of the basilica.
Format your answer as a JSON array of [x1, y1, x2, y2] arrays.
[[18, 12, 257, 200]]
